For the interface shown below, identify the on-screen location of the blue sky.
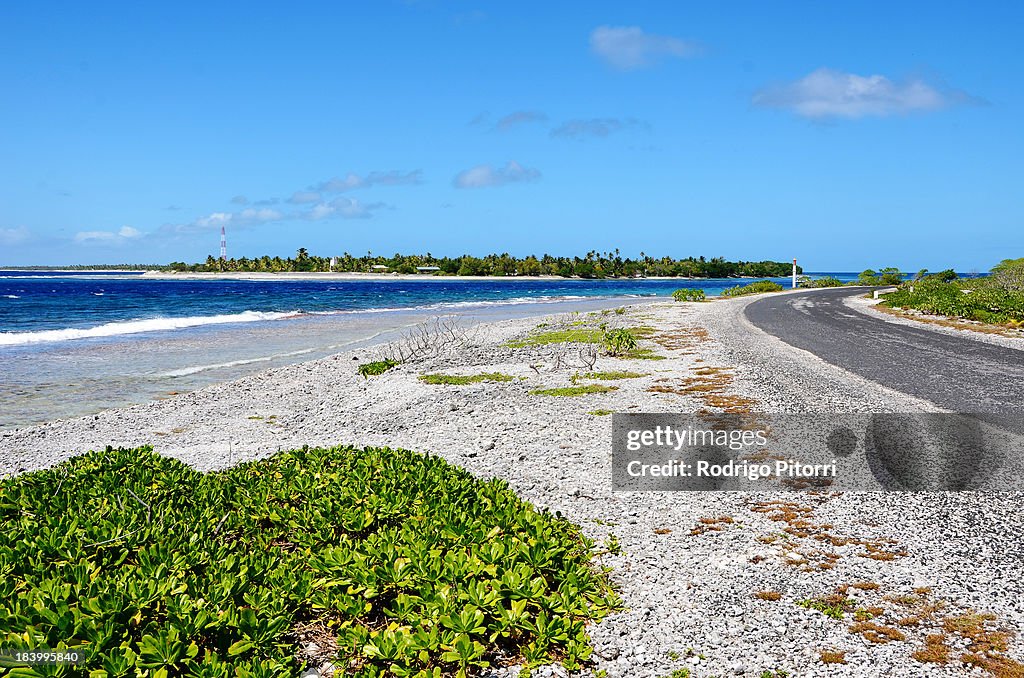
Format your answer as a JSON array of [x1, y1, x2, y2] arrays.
[[1, 1, 1020, 271]]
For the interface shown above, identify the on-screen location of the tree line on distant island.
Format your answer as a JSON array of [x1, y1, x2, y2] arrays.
[[167, 249, 801, 278]]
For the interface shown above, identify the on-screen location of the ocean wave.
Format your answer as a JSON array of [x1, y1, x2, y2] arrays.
[[0, 310, 299, 346], [2, 294, 19, 299], [0, 293, 629, 347]]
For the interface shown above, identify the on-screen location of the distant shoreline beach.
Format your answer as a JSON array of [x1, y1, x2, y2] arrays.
[[139, 270, 773, 282]]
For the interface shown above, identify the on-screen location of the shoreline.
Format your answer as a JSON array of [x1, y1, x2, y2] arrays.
[[0, 295, 648, 428], [138, 270, 786, 282], [2, 294, 1021, 676]]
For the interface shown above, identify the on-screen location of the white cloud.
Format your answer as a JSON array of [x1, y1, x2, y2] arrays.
[[0, 226, 31, 246], [74, 225, 144, 244], [590, 26, 697, 71], [176, 208, 283, 234], [317, 174, 365, 193], [551, 117, 645, 138], [316, 169, 423, 193], [168, 200, 381, 234], [752, 68, 965, 119], [288, 190, 322, 204], [238, 208, 284, 223], [306, 198, 383, 220], [453, 161, 541, 189], [493, 110, 548, 132], [162, 171, 417, 236]]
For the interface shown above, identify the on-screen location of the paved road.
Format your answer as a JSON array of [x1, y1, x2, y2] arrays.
[[744, 287, 1024, 433]]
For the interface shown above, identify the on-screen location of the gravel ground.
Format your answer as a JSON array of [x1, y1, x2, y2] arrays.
[[1, 296, 1021, 677]]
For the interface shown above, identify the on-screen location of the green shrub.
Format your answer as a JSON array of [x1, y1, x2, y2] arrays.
[[671, 289, 706, 302], [878, 267, 905, 285], [419, 372, 515, 385], [602, 329, 638, 356], [881, 278, 1024, 325], [914, 269, 958, 283], [992, 257, 1024, 291], [0, 447, 618, 675], [858, 267, 904, 285], [720, 280, 784, 297], [357, 359, 400, 378], [799, 276, 844, 288], [587, 409, 614, 416]]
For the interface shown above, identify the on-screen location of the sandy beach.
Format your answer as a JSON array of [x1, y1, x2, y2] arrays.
[[2, 293, 1022, 677]]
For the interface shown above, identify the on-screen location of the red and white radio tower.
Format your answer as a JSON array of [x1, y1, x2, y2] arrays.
[[220, 225, 227, 261]]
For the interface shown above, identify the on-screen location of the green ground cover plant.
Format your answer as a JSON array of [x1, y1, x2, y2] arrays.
[[504, 328, 604, 348], [797, 597, 854, 620], [358, 359, 400, 378], [580, 371, 646, 380], [720, 281, 785, 297], [671, 289, 706, 302], [620, 347, 665, 360], [0, 446, 618, 677], [529, 385, 618, 397], [418, 373, 515, 385]]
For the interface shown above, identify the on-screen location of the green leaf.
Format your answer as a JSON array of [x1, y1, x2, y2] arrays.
[[227, 640, 254, 657]]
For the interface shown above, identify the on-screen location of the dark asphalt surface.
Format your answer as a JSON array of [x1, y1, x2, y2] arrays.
[[744, 287, 1024, 434]]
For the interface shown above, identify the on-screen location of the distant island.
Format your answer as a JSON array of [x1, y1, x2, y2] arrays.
[[161, 250, 801, 279]]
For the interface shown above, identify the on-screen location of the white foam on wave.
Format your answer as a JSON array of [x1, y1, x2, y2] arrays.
[[1, 293, 634, 348], [0, 310, 299, 346], [2, 294, 19, 299]]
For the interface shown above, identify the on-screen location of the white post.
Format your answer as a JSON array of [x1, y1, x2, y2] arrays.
[[792, 258, 797, 289]]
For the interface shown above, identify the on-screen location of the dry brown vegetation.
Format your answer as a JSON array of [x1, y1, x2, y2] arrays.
[[849, 621, 907, 644], [912, 634, 951, 664], [689, 515, 735, 536], [820, 650, 847, 665], [848, 581, 881, 592], [645, 325, 762, 414], [651, 326, 710, 352]]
